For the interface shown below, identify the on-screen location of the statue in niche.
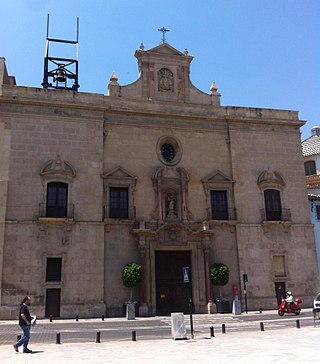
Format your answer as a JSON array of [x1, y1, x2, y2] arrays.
[[158, 68, 174, 92], [166, 195, 177, 219]]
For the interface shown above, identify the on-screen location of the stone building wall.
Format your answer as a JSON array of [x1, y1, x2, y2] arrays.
[[0, 43, 318, 318]]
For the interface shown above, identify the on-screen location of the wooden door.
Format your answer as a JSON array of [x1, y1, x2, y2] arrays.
[[45, 288, 61, 317], [155, 251, 191, 315], [275, 282, 286, 307]]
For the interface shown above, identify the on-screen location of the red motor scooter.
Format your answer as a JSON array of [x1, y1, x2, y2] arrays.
[[278, 298, 302, 316]]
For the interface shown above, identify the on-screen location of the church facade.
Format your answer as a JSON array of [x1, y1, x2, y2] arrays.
[[0, 43, 318, 319]]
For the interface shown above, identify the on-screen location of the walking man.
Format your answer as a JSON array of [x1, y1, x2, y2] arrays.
[[13, 296, 33, 353]]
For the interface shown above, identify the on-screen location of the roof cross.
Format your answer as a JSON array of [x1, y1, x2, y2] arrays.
[[158, 27, 170, 44]]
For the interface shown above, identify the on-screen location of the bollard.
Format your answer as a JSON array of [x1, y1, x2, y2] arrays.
[[76, 315, 79, 322], [296, 319, 300, 329], [56, 332, 61, 344], [132, 330, 136, 341], [210, 326, 215, 337], [222, 324, 226, 334], [50, 315, 53, 322], [260, 322, 264, 331], [259, 308, 262, 314], [17, 335, 21, 341], [96, 331, 101, 343], [101, 314, 104, 321]]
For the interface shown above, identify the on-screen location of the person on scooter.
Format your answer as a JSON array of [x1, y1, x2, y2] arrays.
[[285, 291, 294, 308]]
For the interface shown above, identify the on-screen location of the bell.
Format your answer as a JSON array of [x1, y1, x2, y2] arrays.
[[56, 67, 66, 82]]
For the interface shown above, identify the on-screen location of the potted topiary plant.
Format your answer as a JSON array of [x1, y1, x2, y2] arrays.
[[122, 262, 143, 320], [210, 263, 230, 313]]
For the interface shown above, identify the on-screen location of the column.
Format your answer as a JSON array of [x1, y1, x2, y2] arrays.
[[138, 235, 150, 316], [203, 238, 212, 303]]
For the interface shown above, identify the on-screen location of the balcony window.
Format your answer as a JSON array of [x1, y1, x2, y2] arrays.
[[46, 182, 68, 218], [110, 187, 128, 219], [264, 189, 282, 221], [211, 190, 228, 220]]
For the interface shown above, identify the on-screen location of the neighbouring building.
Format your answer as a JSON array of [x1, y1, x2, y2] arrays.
[[302, 126, 320, 276], [0, 42, 319, 319]]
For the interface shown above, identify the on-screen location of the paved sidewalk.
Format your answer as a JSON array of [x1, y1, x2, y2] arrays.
[[1, 326, 319, 363]]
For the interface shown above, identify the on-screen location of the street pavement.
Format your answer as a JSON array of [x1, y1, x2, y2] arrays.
[[1, 310, 319, 363]]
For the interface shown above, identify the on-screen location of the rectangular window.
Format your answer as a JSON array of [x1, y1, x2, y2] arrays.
[[316, 206, 320, 220], [46, 182, 68, 218], [210, 190, 228, 220], [304, 161, 316, 176], [273, 255, 286, 277], [110, 187, 128, 218], [46, 258, 62, 282], [264, 189, 281, 221]]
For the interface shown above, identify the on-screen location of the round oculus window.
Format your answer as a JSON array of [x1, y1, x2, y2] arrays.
[[161, 143, 175, 162], [157, 136, 182, 166]]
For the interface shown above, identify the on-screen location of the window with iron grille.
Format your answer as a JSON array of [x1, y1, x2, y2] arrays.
[[264, 189, 282, 221], [110, 187, 128, 218], [46, 182, 68, 218], [304, 161, 316, 176], [210, 190, 228, 220], [46, 258, 62, 282]]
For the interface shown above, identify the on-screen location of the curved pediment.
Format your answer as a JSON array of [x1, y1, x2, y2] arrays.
[[154, 166, 190, 181], [112, 43, 220, 106], [257, 169, 285, 188], [40, 155, 76, 178]]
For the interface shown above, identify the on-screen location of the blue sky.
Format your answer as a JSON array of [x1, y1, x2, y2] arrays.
[[1, 1, 319, 140]]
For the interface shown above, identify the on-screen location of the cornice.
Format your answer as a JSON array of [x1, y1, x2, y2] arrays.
[[0, 86, 303, 127]]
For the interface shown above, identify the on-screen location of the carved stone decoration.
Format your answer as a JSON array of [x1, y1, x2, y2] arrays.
[[37, 224, 72, 246], [158, 224, 189, 245], [257, 169, 286, 189], [166, 192, 177, 219], [168, 228, 177, 241], [158, 68, 174, 92], [152, 166, 190, 222], [40, 155, 76, 182]]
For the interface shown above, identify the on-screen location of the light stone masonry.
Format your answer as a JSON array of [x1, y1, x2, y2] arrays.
[[0, 43, 318, 319]]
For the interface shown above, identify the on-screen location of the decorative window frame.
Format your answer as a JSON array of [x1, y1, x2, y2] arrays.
[[201, 170, 235, 221], [102, 166, 137, 220], [39, 155, 76, 219], [257, 169, 286, 215], [156, 135, 182, 166]]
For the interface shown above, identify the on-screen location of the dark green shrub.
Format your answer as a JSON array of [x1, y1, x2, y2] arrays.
[[122, 263, 143, 301], [210, 263, 229, 288]]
